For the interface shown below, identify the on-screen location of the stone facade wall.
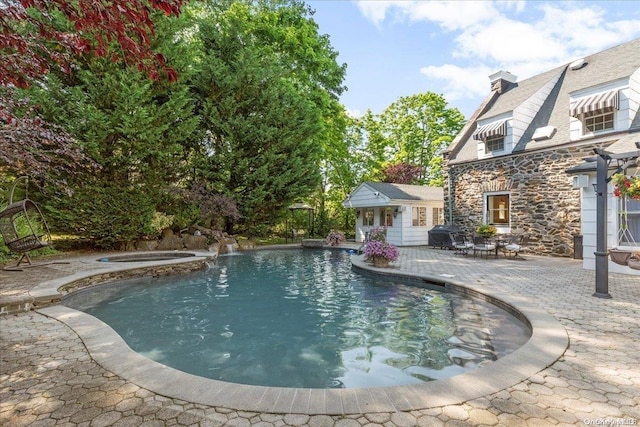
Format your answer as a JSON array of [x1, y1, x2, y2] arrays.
[[444, 143, 606, 257]]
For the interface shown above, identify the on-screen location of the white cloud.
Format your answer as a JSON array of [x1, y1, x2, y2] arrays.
[[355, 0, 497, 31], [420, 64, 493, 101], [354, 1, 397, 27], [453, 18, 568, 64], [353, 0, 640, 115]]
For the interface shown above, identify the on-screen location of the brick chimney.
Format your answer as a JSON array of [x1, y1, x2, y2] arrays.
[[489, 70, 517, 94]]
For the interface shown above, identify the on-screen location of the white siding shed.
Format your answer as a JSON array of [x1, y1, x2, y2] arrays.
[[343, 182, 444, 246]]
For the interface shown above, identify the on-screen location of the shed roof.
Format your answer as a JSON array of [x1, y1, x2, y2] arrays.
[[358, 182, 443, 201]]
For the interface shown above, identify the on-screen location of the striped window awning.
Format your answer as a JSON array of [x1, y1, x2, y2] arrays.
[[473, 120, 506, 141], [570, 89, 619, 117]]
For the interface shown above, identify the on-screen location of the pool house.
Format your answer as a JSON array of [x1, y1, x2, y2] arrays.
[[343, 182, 444, 246]]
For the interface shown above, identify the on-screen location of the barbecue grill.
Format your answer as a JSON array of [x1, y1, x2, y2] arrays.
[[428, 224, 462, 249]]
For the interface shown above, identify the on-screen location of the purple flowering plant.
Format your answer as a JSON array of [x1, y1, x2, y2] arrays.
[[363, 240, 400, 262], [368, 226, 387, 242], [325, 231, 345, 246]]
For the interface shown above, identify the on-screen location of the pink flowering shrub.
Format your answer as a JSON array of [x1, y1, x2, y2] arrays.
[[325, 231, 345, 246], [368, 226, 387, 242], [363, 240, 400, 262]]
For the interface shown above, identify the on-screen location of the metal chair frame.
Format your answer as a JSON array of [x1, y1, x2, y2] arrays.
[[0, 177, 55, 270]]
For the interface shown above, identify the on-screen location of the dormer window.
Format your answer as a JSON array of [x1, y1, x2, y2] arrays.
[[570, 89, 619, 135], [485, 135, 505, 153], [474, 119, 507, 156], [583, 111, 614, 133]]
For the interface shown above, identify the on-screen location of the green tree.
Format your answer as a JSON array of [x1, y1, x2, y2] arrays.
[[191, 0, 346, 232], [23, 10, 200, 247], [367, 93, 465, 185]]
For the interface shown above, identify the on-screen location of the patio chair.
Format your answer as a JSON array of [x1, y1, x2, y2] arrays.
[[504, 233, 530, 259], [473, 235, 496, 259], [453, 233, 474, 255]]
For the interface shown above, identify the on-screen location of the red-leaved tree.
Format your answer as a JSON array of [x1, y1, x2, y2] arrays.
[[0, 0, 185, 186], [381, 162, 424, 185], [0, 0, 185, 88]]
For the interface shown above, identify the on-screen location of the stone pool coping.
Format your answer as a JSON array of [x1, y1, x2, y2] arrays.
[[36, 250, 568, 415]]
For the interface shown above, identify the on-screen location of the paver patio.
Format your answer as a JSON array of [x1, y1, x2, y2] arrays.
[[1, 247, 639, 426]]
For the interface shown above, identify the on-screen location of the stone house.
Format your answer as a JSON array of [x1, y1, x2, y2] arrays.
[[343, 182, 444, 246], [443, 38, 640, 272]]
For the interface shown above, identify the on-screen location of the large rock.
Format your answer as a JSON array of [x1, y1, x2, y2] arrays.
[[208, 243, 220, 257], [237, 238, 257, 250], [184, 235, 208, 250], [157, 235, 184, 250], [136, 240, 159, 251]]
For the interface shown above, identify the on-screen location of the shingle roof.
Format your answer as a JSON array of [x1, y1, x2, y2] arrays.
[[448, 38, 640, 164], [364, 182, 443, 201]]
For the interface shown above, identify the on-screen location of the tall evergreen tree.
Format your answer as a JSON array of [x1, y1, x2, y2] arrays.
[[191, 0, 346, 232], [23, 11, 200, 247]]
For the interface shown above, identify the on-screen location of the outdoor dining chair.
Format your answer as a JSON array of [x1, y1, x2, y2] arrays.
[[504, 233, 530, 259], [453, 233, 474, 255], [473, 235, 497, 259]]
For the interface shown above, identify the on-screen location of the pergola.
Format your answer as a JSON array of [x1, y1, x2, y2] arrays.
[[285, 202, 314, 243], [589, 141, 640, 298]]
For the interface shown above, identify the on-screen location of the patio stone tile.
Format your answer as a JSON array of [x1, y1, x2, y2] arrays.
[[1, 246, 639, 426]]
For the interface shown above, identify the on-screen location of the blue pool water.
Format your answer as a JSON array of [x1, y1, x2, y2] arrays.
[[64, 249, 531, 389]]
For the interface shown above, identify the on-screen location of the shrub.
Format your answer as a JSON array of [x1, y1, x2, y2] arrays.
[[368, 226, 387, 242], [476, 223, 497, 237], [325, 231, 344, 246], [363, 240, 400, 262]]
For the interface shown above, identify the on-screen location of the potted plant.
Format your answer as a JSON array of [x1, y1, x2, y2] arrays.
[[476, 223, 497, 238], [612, 173, 640, 200], [325, 231, 345, 246], [368, 226, 387, 242], [609, 247, 632, 265], [363, 240, 400, 268]]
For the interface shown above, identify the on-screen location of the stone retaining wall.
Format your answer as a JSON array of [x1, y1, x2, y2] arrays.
[[56, 260, 208, 298]]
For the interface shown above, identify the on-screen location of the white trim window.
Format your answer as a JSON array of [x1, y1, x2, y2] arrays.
[[380, 208, 393, 227], [618, 198, 640, 247], [583, 111, 614, 133], [363, 208, 374, 226], [485, 134, 505, 153], [485, 193, 510, 227], [570, 89, 619, 136], [473, 119, 508, 156], [412, 207, 426, 227]]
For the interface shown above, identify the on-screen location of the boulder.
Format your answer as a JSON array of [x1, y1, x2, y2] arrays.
[[237, 238, 257, 250], [157, 235, 184, 250], [208, 243, 220, 256], [136, 240, 159, 251], [184, 235, 208, 250]]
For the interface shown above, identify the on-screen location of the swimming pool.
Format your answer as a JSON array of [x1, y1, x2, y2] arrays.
[[63, 249, 531, 389]]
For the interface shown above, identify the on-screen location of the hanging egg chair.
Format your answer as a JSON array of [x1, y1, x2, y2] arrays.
[[0, 177, 53, 270]]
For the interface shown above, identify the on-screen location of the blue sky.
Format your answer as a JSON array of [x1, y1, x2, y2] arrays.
[[305, 0, 640, 118]]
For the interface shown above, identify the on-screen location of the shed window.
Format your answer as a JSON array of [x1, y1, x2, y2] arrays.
[[380, 208, 393, 227], [412, 207, 426, 227], [363, 208, 374, 226]]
